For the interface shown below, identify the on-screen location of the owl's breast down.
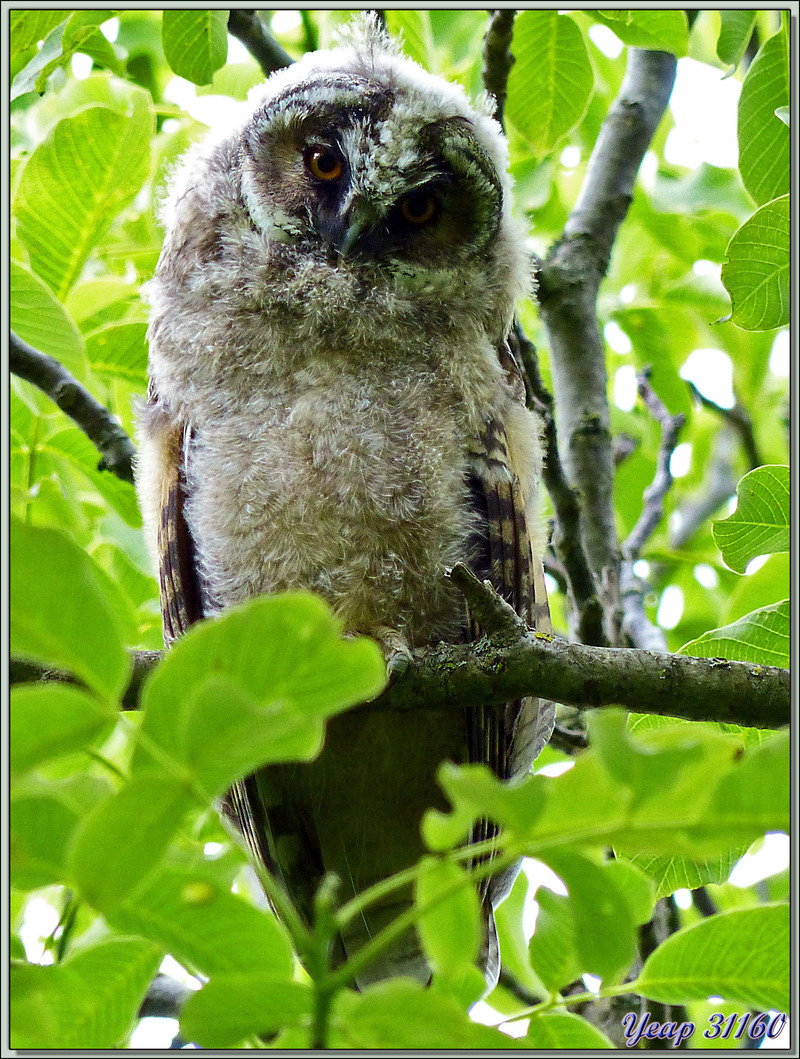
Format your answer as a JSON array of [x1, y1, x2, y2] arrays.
[[184, 363, 482, 647]]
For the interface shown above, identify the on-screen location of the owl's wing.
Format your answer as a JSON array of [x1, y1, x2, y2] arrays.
[[143, 393, 203, 643], [465, 339, 554, 783]]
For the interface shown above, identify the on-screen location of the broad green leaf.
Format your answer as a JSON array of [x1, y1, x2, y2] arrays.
[[426, 716, 789, 864], [9, 10, 67, 55], [416, 857, 481, 981], [13, 88, 153, 299], [527, 887, 581, 993], [717, 11, 757, 72], [737, 32, 789, 205], [589, 10, 688, 56], [680, 600, 789, 669], [11, 793, 81, 890], [10, 684, 116, 774], [10, 938, 161, 1049], [162, 10, 228, 85], [10, 519, 131, 701], [527, 1010, 613, 1049], [627, 849, 744, 902], [385, 10, 435, 71], [10, 261, 87, 380], [603, 857, 656, 925], [722, 195, 789, 331], [636, 904, 789, 1010], [198, 61, 264, 102], [506, 12, 592, 157], [131, 592, 386, 780], [538, 850, 638, 985], [10, 12, 122, 102], [332, 979, 528, 1049], [85, 322, 148, 384], [712, 465, 790, 571], [109, 863, 295, 977], [181, 978, 313, 1048], [69, 776, 192, 910]]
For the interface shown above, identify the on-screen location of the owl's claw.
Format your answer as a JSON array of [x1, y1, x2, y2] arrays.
[[375, 626, 413, 683]]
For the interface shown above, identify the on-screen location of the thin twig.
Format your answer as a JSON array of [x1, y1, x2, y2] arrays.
[[227, 11, 293, 76], [482, 10, 516, 127], [686, 380, 762, 470], [10, 331, 136, 485], [620, 371, 685, 650]]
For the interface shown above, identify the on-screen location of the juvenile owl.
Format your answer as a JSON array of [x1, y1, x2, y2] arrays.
[[137, 15, 553, 990]]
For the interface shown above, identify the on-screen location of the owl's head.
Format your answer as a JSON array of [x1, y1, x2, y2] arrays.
[[156, 15, 529, 351]]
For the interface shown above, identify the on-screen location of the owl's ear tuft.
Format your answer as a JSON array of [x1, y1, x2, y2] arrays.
[[333, 12, 400, 65]]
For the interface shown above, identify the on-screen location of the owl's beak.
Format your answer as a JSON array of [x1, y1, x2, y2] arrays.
[[333, 196, 379, 258]]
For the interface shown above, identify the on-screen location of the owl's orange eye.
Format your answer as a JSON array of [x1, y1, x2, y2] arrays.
[[399, 191, 438, 226], [305, 146, 343, 181]]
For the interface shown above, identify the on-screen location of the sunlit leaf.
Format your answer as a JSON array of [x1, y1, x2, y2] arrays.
[[10, 938, 161, 1048], [636, 904, 789, 1010], [161, 10, 228, 85], [721, 196, 789, 331], [506, 12, 592, 156], [181, 977, 313, 1048], [712, 465, 790, 571], [737, 31, 789, 205]]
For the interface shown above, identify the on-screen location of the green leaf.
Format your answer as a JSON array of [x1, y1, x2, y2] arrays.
[[332, 979, 529, 1049], [712, 465, 790, 571], [416, 857, 481, 980], [721, 196, 789, 330], [108, 863, 295, 977], [9, 11, 67, 56], [526, 1010, 614, 1049], [11, 793, 81, 890], [589, 11, 688, 56], [737, 31, 789, 205], [10, 938, 161, 1049], [10, 519, 131, 701], [181, 977, 313, 1048], [385, 11, 435, 71], [716, 11, 757, 72], [10, 684, 116, 774], [10, 261, 88, 381], [636, 904, 789, 1010], [162, 10, 228, 85], [10, 12, 122, 101], [506, 12, 592, 157], [680, 600, 789, 669], [427, 716, 789, 865], [538, 850, 638, 985], [527, 887, 581, 993], [626, 849, 744, 902], [85, 322, 148, 384], [131, 593, 386, 782], [69, 776, 192, 910], [13, 88, 153, 299]]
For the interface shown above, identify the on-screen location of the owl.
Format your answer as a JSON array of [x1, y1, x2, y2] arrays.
[[137, 15, 554, 991]]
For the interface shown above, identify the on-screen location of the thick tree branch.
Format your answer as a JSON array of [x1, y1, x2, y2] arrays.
[[227, 11, 293, 76], [10, 332, 136, 485], [537, 50, 678, 647], [11, 635, 789, 732]]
